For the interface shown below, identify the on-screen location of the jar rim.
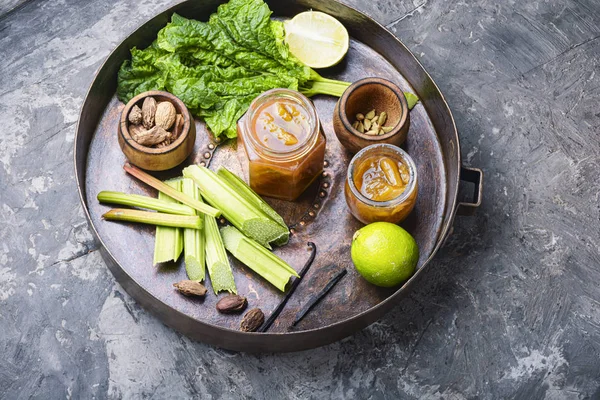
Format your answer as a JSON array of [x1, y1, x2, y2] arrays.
[[347, 144, 418, 207], [243, 89, 320, 161]]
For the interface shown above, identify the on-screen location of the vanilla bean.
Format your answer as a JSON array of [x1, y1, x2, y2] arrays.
[[257, 242, 316, 333], [292, 268, 347, 327]]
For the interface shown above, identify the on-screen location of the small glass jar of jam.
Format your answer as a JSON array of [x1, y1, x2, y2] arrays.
[[345, 144, 418, 224], [237, 89, 326, 201]]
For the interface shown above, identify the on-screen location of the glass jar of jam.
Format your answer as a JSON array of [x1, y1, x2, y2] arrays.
[[237, 89, 326, 201], [345, 144, 418, 224]]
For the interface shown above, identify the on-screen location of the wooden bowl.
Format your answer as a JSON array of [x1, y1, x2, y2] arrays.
[[333, 77, 410, 154], [118, 91, 196, 171]]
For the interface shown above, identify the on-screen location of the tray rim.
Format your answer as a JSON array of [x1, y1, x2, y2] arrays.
[[73, 0, 462, 351]]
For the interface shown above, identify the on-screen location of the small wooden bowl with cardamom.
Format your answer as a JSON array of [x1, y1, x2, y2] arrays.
[[118, 90, 196, 171], [333, 77, 410, 154]]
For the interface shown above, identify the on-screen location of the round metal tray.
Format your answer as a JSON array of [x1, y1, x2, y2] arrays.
[[74, 0, 482, 352]]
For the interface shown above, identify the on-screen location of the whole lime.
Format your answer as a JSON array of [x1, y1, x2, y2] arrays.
[[351, 222, 419, 287]]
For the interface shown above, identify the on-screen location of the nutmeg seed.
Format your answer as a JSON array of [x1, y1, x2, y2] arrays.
[[155, 101, 176, 131], [134, 125, 170, 146], [171, 114, 184, 141], [240, 308, 264, 332], [129, 124, 146, 141], [141, 97, 157, 129], [216, 295, 248, 314], [129, 105, 143, 125]]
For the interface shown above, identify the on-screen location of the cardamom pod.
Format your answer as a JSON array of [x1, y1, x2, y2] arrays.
[[363, 118, 372, 130], [356, 113, 365, 121], [357, 121, 365, 133], [378, 112, 387, 126], [381, 126, 394, 133], [173, 280, 207, 297], [365, 109, 376, 120]]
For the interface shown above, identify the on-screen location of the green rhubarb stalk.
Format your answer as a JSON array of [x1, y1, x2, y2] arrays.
[[97, 191, 195, 215], [123, 163, 221, 218], [220, 226, 299, 292], [102, 209, 201, 229], [204, 214, 236, 294], [181, 178, 205, 281], [154, 180, 184, 265], [302, 71, 419, 110], [301, 73, 351, 97], [182, 165, 289, 249], [216, 167, 287, 229]]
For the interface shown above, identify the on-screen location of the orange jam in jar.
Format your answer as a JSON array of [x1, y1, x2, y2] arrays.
[[345, 144, 418, 224], [238, 89, 326, 201]]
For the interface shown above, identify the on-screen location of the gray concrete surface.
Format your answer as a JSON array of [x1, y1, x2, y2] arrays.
[[1, 0, 599, 398]]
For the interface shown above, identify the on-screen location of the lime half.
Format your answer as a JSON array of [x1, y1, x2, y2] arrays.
[[285, 11, 349, 69]]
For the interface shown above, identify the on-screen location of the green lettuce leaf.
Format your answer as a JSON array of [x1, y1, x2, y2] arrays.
[[117, 45, 168, 101]]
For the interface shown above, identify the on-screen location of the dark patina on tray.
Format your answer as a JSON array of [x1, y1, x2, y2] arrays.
[[74, 0, 483, 352]]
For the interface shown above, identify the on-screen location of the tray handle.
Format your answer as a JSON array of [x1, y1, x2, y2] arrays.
[[457, 166, 483, 216]]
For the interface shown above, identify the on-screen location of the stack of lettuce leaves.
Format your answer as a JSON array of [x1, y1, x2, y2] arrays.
[[117, 0, 351, 139]]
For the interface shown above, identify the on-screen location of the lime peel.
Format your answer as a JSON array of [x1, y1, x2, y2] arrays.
[[351, 222, 419, 287]]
